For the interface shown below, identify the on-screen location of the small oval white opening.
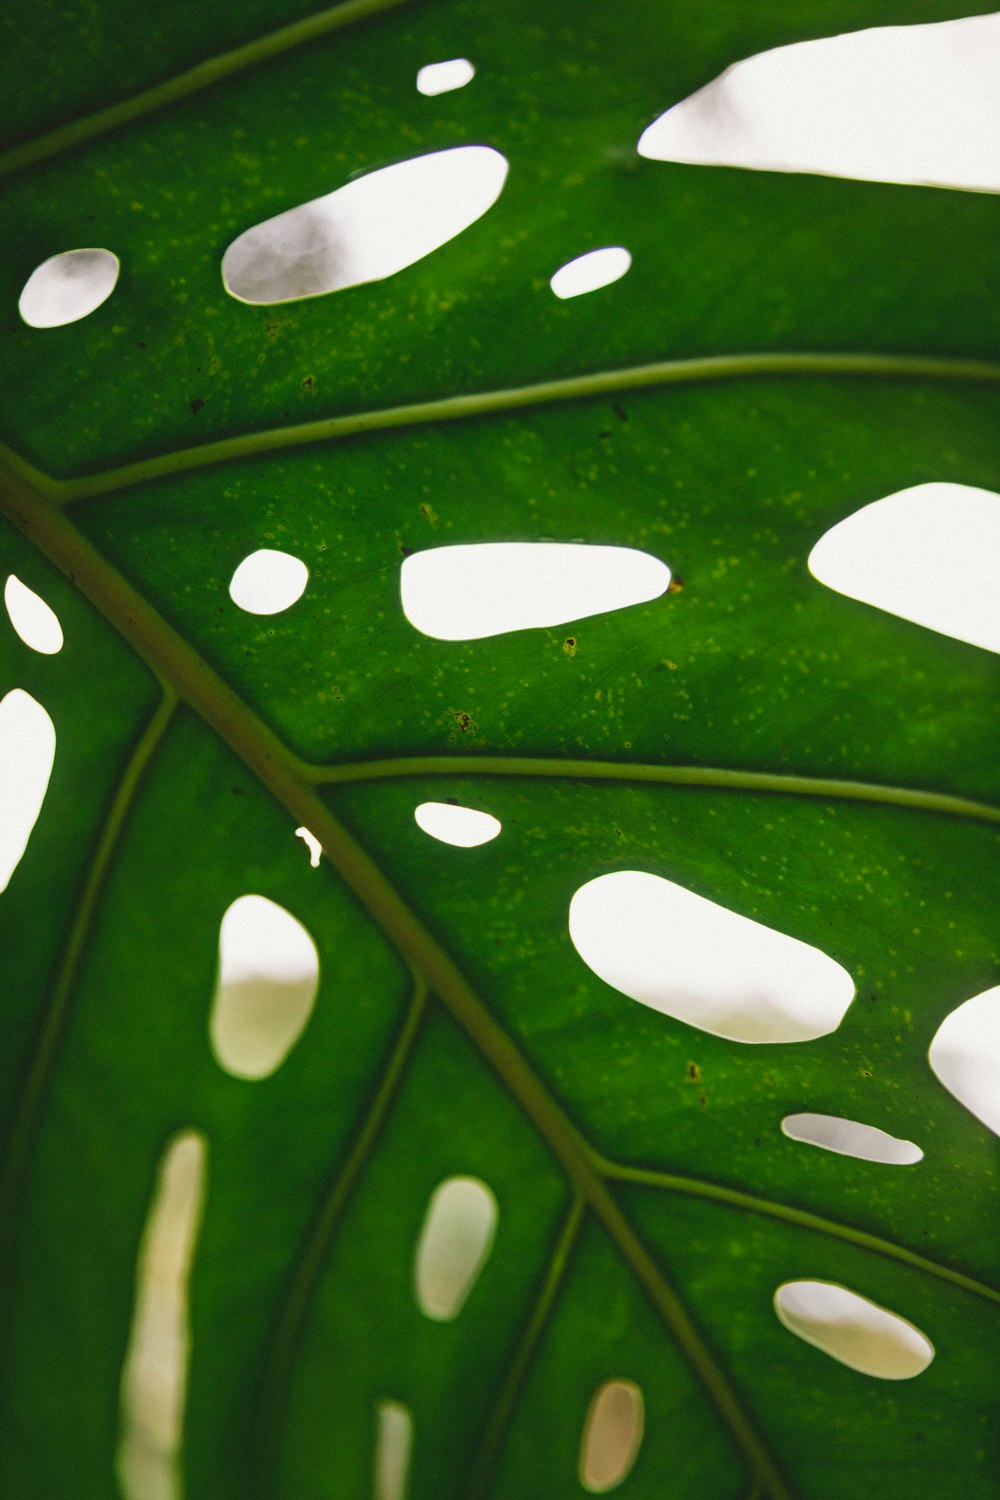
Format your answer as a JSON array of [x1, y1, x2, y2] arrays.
[[579, 1379, 644, 1494], [808, 482, 1000, 654], [414, 802, 501, 848], [228, 549, 309, 615], [414, 1175, 498, 1322], [222, 146, 508, 306], [550, 247, 631, 300], [774, 1280, 934, 1379], [210, 894, 319, 1080], [0, 688, 56, 894], [374, 1400, 412, 1500], [568, 870, 854, 1044], [638, 13, 1000, 193], [928, 984, 1000, 1136], [416, 58, 475, 96], [295, 826, 322, 867], [116, 1130, 207, 1500], [4, 576, 63, 654], [781, 1113, 922, 1165], [19, 248, 120, 328], [401, 542, 670, 641]]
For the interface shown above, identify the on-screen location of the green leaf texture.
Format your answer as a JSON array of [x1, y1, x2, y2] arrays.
[[1, 2, 998, 1496]]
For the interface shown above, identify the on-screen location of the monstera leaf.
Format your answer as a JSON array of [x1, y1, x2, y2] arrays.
[[2, 1, 999, 1496]]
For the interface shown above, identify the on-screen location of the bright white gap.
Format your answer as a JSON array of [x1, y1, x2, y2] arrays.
[[222, 146, 508, 306], [781, 1112, 922, 1166], [401, 542, 670, 642], [228, 549, 308, 616], [19, 248, 120, 328], [116, 1130, 207, 1500], [774, 1280, 934, 1379], [416, 58, 475, 96], [638, 13, 1000, 193], [568, 871, 855, 1044], [928, 984, 1000, 1136], [550, 247, 631, 300], [374, 1400, 413, 1500], [414, 801, 501, 848], [0, 689, 56, 894], [808, 483, 1000, 655], [295, 826, 322, 867], [413, 1175, 498, 1322], [579, 1379, 644, 1494], [209, 894, 319, 1080], [4, 575, 63, 654]]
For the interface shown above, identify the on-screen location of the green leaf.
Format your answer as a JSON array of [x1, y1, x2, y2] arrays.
[[1, 2, 998, 1497]]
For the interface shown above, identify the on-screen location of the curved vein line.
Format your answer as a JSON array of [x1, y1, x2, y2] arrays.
[[465, 1192, 586, 1500], [597, 1157, 1000, 1308], [251, 977, 428, 1496], [0, 459, 791, 1499], [0, 689, 176, 1261], [306, 754, 1000, 827], [59, 350, 1000, 502], [0, 0, 417, 180]]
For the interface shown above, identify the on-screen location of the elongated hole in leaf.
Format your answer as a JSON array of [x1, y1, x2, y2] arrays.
[[550, 247, 631, 300], [117, 1130, 207, 1500], [295, 826, 322, 867], [774, 1280, 933, 1379], [0, 688, 56, 893], [416, 58, 475, 95], [928, 984, 1000, 1136], [579, 1379, 644, 1493], [228, 549, 308, 615], [210, 894, 319, 1080], [4, 575, 63, 654], [414, 801, 501, 848], [413, 1176, 498, 1321], [19, 248, 120, 327], [373, 1400, 413, 1500], [781, 1112, 922, 1165]]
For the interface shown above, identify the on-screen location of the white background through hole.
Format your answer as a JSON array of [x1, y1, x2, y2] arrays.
[[414, 801, 501, 848], [117, 1130, 207, 1500], [400, 542, 670, 641], [550, 247, 631, 300], [0, 688, 56, 893], [579, 1380, 644, 1494], [928, 985, 1000, 1137], [416, 58, 475, 95], [808, 483, 1000, 655], [374, 1401, 413, 1500], [19, 248, 120, 328], [781, 1112, 922, 1166], [638, 12, 1000, 193], [413, 1176, 498, 1321], [222, 146, 508, 305], [4, 575, 63, 654], [210, 894, 319, 1080], [295, 826, 322, 867], [229, 549, 308, 615], [774, 1280, 934, 1379], [569, 870, 855, 1043]]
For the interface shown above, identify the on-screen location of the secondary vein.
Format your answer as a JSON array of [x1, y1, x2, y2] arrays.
[[59, 350, 1000, 502]]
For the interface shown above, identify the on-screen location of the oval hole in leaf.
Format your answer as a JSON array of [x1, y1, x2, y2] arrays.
[[374, 1400, 413, 1500], [781, 1112, 922, 1165], [116, 1130, 207, 1500], [0, 688, 56, 894], [638, 13, 1000, 192], [221, 146, 508, 306], [400, 542, 670, 641], [413, 1175, 498, 1321], [210, 894, 319, 1080], [928, 984, 1000, 1136], [416, 58, 475, 95], [18, 248, 120, 328], [579, 1379, 644, 1494], [414, 801, 501, 848], [550, 246, 631, 300], [228, 548, 309, 615], [4, 574, 63, 654], [568, 870, 854, 1043], [774, 1280, 934, 1379], [808, 482, 1000, 654]]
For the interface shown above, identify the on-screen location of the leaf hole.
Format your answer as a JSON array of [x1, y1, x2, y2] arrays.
[[295, 826, 322, 867], [0, 688, 56, 894], [4, 575, 63, 654], [228, 549, 308, 615], [413, 1175, 498, 1321], [928, 983, 1000, 1136], [774, 1280, 933, 1379], [550, 247, 631, 300], [414, 801, 501, 847], [18, 248, 119, 328], [209, 894, 320, 1080], [781, 1112, 922, 1165], [579, 1379, 644, 1493], [374, 1400, 413, 1500], [416, 58, 475, 96]]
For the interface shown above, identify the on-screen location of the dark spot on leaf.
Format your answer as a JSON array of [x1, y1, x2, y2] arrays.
[[301, 375, 316, 390], [613, 403, 629, 422], [453, 710, 477, 735], [190, 398, 204, 415], [667, 576, 685, 594], [231, 786, 244, 796], [686, 1061, 702, 1082], [598, 429, 611, 440], [137, 341, 146, 350]]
